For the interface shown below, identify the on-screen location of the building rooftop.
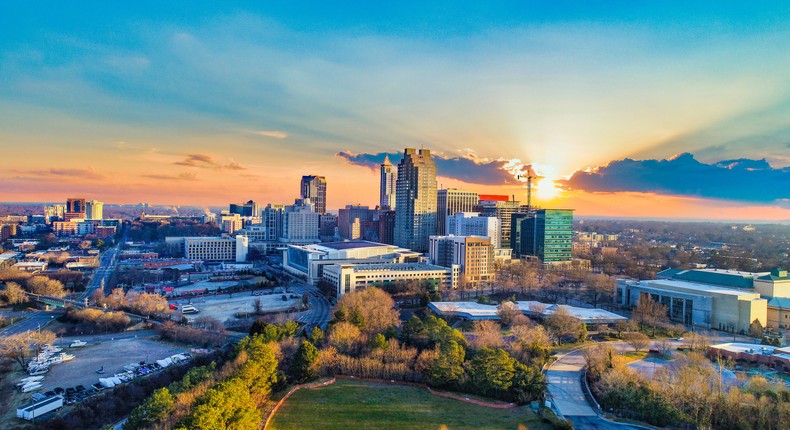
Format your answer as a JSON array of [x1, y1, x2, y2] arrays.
[[317, 240, 389, 251], [647, 279, 762, 297], [757, 269, 790, 281], [343, 262, 449, 272], [710, 342, 776, 355], [664, 268, 769, 289], [428, 301, 627, 323], [767, 297, 790, 309]]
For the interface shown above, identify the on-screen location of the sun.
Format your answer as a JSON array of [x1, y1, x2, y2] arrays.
[[535, 178, 561, 201]]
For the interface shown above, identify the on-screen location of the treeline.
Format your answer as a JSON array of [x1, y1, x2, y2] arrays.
[[60, 308, 131, 333], [127, 220, 220, 243], [586, 344, 790, 429], [0, 270, 68, 304], [124, 334, 280, 430], [92, 287, 171, 317]]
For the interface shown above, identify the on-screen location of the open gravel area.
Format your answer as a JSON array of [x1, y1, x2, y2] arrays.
[[172, 293, 301, 323]]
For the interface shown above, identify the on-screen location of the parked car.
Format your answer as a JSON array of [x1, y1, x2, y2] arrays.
[[53, 387, 65, 395]]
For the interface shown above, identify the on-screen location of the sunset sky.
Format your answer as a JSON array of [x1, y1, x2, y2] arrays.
[[1, 2, 789, 219]]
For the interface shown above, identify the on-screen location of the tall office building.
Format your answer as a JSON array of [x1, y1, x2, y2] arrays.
[[513, 209, 574, 263], [86, 200, 103, 220], [475, 196, 529, 249], [377, 210, 396, 245], [300, 175, 327, 214], [394, 148, 437, 252], [263, 204, 285, 241], [380, 156, 396, 209], [436, 189, 478, 235], [229, 200, 259, 217]]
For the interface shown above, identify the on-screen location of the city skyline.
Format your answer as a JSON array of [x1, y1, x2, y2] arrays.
[[2, 2, 790, 219]]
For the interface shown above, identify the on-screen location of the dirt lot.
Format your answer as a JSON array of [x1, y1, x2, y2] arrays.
[[173, 293, 301, 323]]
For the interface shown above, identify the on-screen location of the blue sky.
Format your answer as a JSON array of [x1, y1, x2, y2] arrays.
[[1, 2, 789, 217]]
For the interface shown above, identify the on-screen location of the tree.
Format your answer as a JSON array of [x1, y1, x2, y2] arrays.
[[308, 326, 324, 345], [654, 338, 672, 356], [403, 315, 425, 342], [632, 296, 669, 336], [544, 306, 587, 344], [370, 333, 387, 350], [748, 319, 764, 339], [328, 321, 363, 354], [290, 340, 319, 383], [335, 287, 399, 336], [497, 301, 522, 326], [428, 340, 466, 387], [623, 332, 650, 353], [466, 348, 516, 397], [0, 330, 55, 370], [587, 273, 616, 308], [613, 320, 637, 337], [2, 281, 28, 305], [469, 320, 504, 350], [124, 387, 175, 430], [253, 298, 263, 314], [25, 276, 67, 297]]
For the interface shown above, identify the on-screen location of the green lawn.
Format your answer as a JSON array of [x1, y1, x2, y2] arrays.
[[268, 379, 551, 430]]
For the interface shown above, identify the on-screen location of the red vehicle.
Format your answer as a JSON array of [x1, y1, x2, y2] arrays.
[[169, 303, 178, 310]]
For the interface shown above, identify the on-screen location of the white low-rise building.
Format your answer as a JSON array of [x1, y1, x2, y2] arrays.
[[165, 236, 248, 263], [324, 262, 459, 297]]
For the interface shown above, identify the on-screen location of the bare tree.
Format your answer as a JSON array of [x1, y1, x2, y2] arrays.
[[544, 306, 587, 344], [496, 301, 522, 326], [623, 332, 650, 353], [654, 338, 672, 356], [2, 281, 28, 305], [468, 320, 504, 349], [0, 330, 56, 370], [632, 296, 668, 336]]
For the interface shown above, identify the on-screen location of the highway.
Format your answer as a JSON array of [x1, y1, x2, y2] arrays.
[[0, 310, 61, 336]]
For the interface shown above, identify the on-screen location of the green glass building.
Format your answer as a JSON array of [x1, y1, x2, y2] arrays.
[[511, 209, 574, 262]]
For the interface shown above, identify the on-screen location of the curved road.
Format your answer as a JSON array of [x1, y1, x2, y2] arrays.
[[546, 344, 644, 430]]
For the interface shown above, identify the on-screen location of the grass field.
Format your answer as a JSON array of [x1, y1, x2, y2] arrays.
[[268, 379, 551, 430]]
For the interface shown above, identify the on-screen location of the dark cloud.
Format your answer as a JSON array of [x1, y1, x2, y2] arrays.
[[174, 153, 217, 167], [562, 153, 790, 203], [336, 151, 532, 186], [140, 172, 198, 181]]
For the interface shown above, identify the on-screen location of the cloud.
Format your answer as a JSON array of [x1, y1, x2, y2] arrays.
[[336, 151, 536, 186], [174, 153, 218, 167], [562, 153, 790, 203], [249, 130, 288, 139], [140, 172, 198, 181], [223, 161, 246, 171], [13, 168, 104, 180]]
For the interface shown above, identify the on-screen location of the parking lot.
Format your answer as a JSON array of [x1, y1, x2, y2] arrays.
[[172, 291, 302, 323]]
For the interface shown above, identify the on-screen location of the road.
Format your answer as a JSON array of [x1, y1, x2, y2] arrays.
[[79, 227, 128, 300], [546, 344, 644, 430], [0, 310, 61, 336], [291, 283, 332, 330]]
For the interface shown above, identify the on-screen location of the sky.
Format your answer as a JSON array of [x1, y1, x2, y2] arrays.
[[1, 1, 789, 220]]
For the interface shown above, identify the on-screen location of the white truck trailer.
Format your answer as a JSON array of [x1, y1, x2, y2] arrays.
[[17, 395, 63, 420]]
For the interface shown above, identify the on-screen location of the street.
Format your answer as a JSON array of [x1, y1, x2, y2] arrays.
[[0, 310, 61, 336]]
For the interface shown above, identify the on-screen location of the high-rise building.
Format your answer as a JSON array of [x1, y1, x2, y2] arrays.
[[338, 205, 378, 240], [513, 209, 574, 263], [319, 214, 338, 241], [380, 156, 396, 209], [281, 199, 320, 244], [429, 235, 494, 286], [300, 175, 327, 214], [229, 200, 259, 217], [86, 200, 103, 220], [262, 204, 285, 241], [394, 148, 437, 253], [475, 197, 529, 249], [377, 210, 396, 245], [436, 189, 478, 235], [44, 204, 66, 222], [65, 198, 87, 221], [66, 198, 86, 214], [446, 212, 501, 248]]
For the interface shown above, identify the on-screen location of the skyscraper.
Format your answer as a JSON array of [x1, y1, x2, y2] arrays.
[[229, 200, 259, 217], [513, 209, 574, 263], [394, 148, 437, 252], [436, 189, 478, 235], [86, 200, 103, 220], [300, 175, 327, 214], [380, 156, 396, 209], [475, 196, 529, 249]]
